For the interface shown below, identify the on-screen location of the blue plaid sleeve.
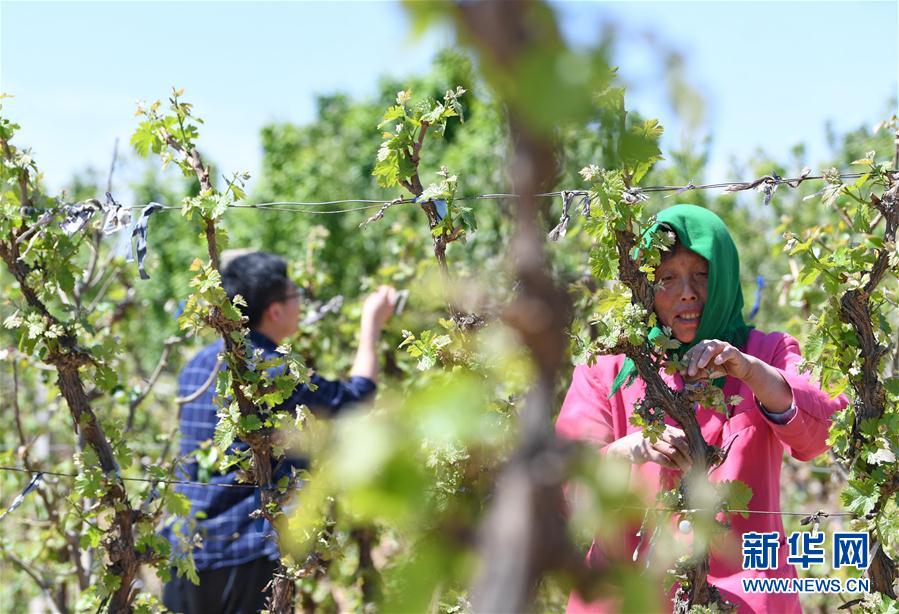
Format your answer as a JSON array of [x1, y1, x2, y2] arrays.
[[283, 373, 376, 417], [164, 334, 376, 571]]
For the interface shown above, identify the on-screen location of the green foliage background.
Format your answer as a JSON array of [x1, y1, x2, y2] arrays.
[[1, 31, 896, 614]]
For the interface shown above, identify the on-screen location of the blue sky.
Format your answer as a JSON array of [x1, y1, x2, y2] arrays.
[[1, 1, 896, 197]]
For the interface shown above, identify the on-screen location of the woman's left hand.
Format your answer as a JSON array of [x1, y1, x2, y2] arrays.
[[683, 339, 755, 383]]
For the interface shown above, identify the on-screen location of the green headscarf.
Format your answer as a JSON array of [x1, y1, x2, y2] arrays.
[[609, 204, 753, 395]]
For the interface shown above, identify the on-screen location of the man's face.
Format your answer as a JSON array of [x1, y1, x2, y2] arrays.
[[267, 281, 302, 342]]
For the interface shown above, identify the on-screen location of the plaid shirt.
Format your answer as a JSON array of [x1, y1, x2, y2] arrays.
[[163, 330, 375, 571]]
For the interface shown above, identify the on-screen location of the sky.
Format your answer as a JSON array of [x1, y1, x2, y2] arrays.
[[1, 1, 896, 198]]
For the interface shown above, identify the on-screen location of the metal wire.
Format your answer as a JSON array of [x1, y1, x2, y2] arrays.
[[0, 464, 275, 491], [617, 505, 855, 518], [54, 169, 878, 215], [0, 466, 864, 518]]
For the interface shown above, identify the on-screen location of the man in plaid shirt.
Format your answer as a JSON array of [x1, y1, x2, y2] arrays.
[[162, 252, 396, 613]]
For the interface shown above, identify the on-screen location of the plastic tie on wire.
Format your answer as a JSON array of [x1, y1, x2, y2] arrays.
[[131, 202, 164, 279], [622, 188, 647, 205], [359, 197, 406, 229], [414, 196, 448, 222], [664, 181, 696, 199], [0, 472, 43, 521], [785, 167, 812, 188], [100, 191, 132, 236], [748, 275, 765, 321], [141, 483, 161, 515], [300, 295, 345, 326], [15, 209, 58, 245], [60, 199, 102, 235], [800, 510, 828, 538], [579, 192, 592, 216], [760, 171, 780, 206], [547, 191, 573, 242]]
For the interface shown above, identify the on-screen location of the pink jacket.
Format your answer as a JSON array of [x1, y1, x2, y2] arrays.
[[555, 329, 847, 613]]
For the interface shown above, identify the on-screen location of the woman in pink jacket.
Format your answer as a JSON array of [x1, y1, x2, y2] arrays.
[[556, 204, 846, 613]]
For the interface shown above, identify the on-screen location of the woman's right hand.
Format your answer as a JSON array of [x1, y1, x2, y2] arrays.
[[606, 425, 692, 473]]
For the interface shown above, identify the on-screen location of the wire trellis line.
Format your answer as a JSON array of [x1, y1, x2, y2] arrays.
[[233, 202, 403, 214], [615, 505, 856, 518], [23, 169, 881, 215], [0, 465, 860, 520], [130, 170, 873, 213], [14, 167, 891, 280], [0, 464, 296, 491]]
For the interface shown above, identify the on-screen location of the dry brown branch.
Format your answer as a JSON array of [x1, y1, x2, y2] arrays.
[[9, 360, 89, 589], [85, 265, 121, 314], [593, 229, 726, 609], [389, 114, 472, 326], [176, 357, 223, 406], [2, 548, 67, 614], [449, 5, 727, 608], [0, 143, 149, 613], [158, 126, 297, 613], [126, 336, 180, 431], [449, 3, 598, 612], [352, 527, 381, 605], [153, 356, 224, 466], [838, 175, 899, 598]]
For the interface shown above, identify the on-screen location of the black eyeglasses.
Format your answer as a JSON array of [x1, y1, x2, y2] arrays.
[[275, 287, 304, 302]]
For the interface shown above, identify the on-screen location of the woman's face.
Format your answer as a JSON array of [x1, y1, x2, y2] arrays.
[[653, 245, 709, 343]]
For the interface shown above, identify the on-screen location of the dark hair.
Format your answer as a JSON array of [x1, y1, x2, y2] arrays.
[[221, 252, 291, 328]]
